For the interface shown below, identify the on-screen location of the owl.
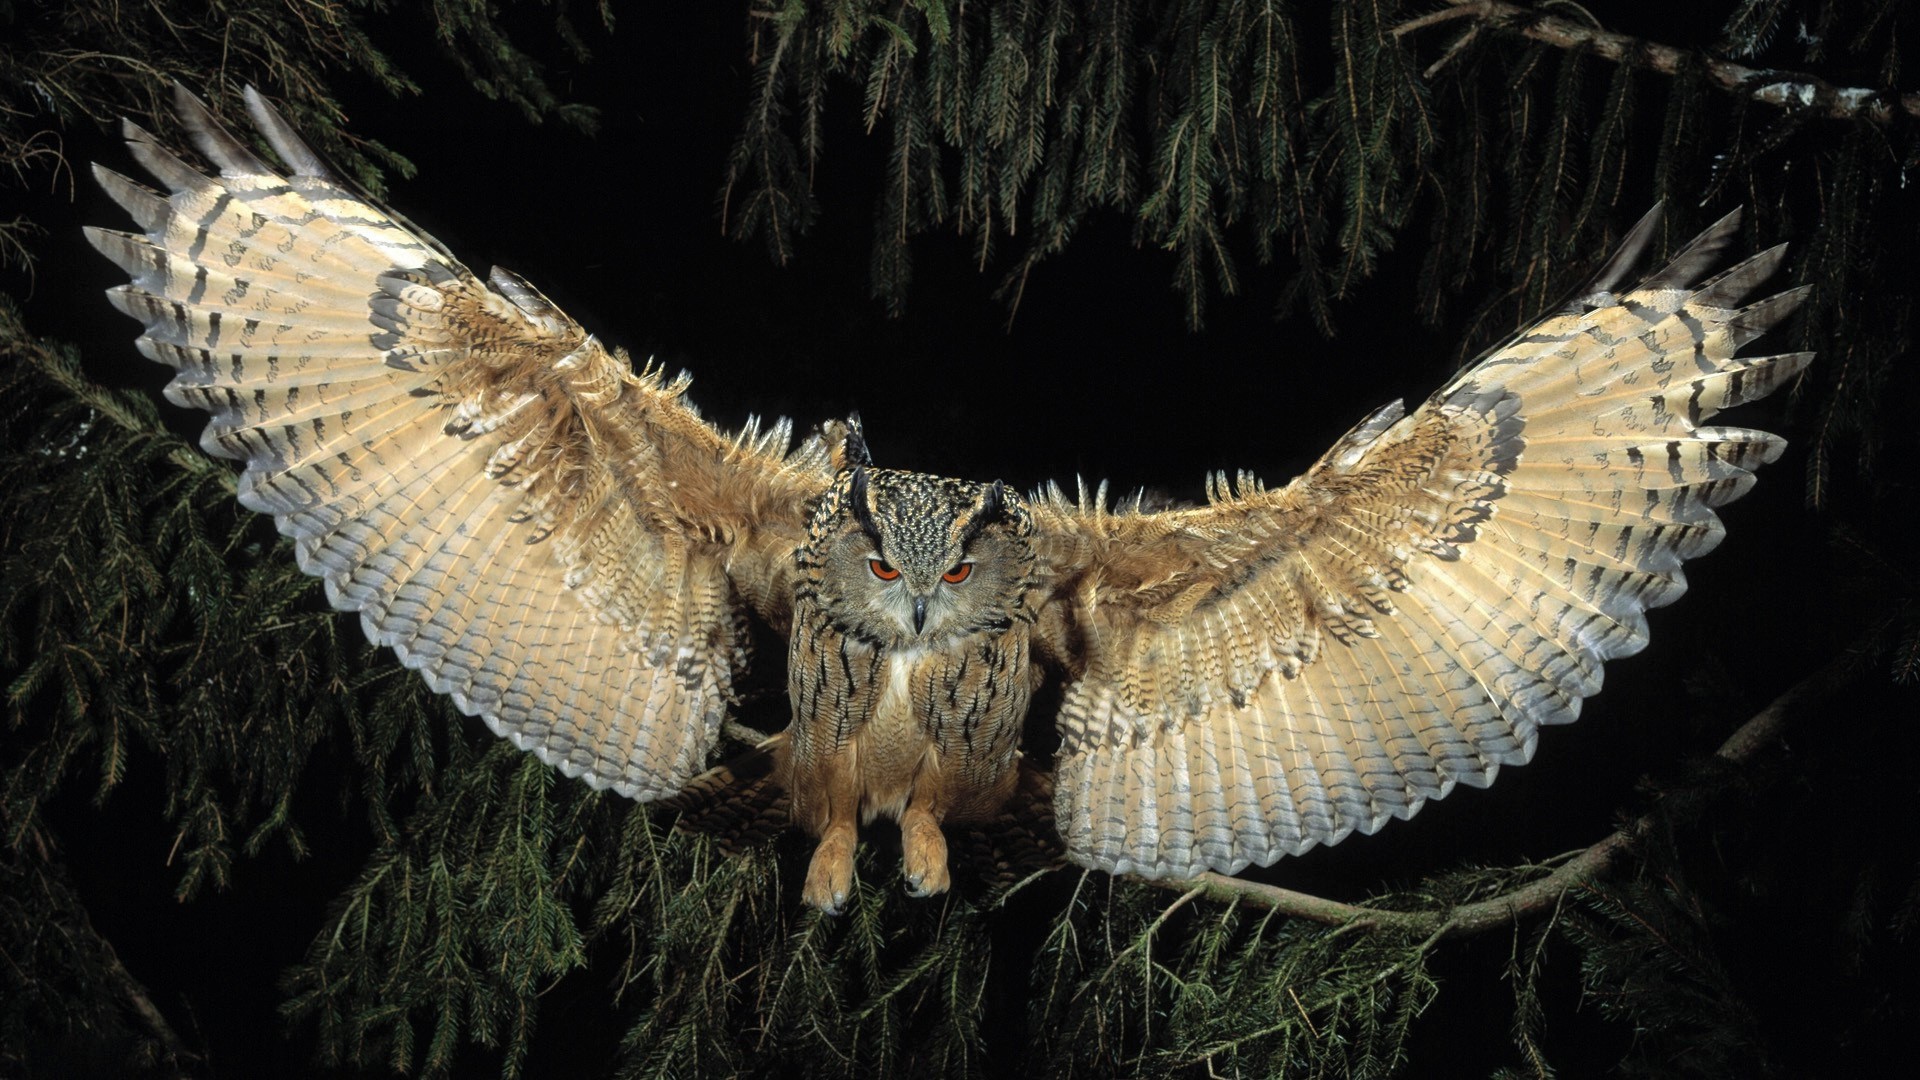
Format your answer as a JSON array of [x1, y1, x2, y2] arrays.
[[87, 86, 1809, 912]]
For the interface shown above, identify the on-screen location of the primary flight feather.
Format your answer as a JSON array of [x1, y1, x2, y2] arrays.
[[89, 85, 1808, 912]]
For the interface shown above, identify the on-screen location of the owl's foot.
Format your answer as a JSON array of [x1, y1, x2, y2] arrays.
[[802, 825, 857, 914], [900, 808, 950, 898]]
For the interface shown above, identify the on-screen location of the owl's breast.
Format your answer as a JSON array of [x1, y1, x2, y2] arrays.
[[863, 632, 1035, 823], [868, 645, 930, 740], [787, 599, 1034, 826]]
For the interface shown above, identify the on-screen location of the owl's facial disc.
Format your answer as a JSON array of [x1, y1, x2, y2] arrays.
[[817, 468, 1028, 645], [862, 549, 966, 636]]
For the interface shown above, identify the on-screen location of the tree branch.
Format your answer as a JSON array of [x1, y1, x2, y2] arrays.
[[1395, 0, 1920, 123], [14, 827, 200, 1074], [1157, 648, 1863, 936], [0, 303, 226, 485], [96, 930, 198, 1074]]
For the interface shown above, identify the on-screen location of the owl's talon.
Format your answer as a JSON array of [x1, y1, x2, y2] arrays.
[[901, 813, 951, 898], [802, 827, 857, 914], [903, 870, 949, 898]]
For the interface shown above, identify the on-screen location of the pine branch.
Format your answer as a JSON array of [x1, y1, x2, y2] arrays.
[[1155, 646, 1865, 932], [0, 304, 225, 487], [1395, 0, 1920, 122]]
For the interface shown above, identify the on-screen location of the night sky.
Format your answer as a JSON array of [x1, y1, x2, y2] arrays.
[[8, 3, 1910, 1075]]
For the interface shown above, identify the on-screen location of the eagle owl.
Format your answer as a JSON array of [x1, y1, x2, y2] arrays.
[[88, 86, 1810, 912]]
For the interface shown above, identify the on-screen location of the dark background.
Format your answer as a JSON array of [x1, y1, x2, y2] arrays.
[[6, 2, 1910, 1075]]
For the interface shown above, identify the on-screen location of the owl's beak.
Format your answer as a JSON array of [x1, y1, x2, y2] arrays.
[[912, 595, 929, 634]]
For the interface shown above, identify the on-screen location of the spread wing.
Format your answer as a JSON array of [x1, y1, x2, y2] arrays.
[[1030, 207, 1810, 879], [87, 85, 837, 800]]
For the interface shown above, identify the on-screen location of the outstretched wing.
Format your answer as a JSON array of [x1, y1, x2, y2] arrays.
[[1030, 207, 1809, 879], [88, 86, 837, 800]]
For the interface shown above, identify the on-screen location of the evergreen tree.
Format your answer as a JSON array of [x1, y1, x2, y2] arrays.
[[3, 1, 1917, 1075]]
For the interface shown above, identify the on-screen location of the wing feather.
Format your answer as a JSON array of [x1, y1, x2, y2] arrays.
[[91, 85, 833, 800], [1034, 205, 1807, 878]]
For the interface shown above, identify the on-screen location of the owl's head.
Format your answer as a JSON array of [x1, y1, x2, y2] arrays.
[[800, 466, 1035, 647]]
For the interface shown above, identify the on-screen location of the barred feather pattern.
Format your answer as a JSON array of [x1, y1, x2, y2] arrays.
[[88, 86, 833, 800], [1030, 207, 1810, 879], [664, 733, 795, 851]]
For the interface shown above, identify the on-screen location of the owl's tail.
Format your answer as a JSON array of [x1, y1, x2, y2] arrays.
[[666, 733, 793, 853], [671, 738, 1066, 889], [949, 759, 1067, 889]]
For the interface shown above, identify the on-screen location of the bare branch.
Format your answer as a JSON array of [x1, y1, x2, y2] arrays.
[[1395, 0, 1920, 123], [16, 828, 200, 1074], [1155, 647, 1863, 934], [98, 931, 199, 1075]]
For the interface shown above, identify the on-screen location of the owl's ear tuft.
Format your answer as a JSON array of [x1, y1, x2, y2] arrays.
[[840, 412, 872, 469], [959, 480, 1010, 547], [848, 466, 882, 543], [979, 480, 1007, 523]]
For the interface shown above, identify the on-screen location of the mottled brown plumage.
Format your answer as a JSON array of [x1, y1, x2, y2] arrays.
[[90, 86, 1809, 911], [781, 467, 1040, 907]]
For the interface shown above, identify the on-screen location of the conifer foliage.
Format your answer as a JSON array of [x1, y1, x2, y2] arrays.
[[3, 1, 1919, 1075]]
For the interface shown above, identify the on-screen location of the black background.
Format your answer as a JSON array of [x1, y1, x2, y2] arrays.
[[8, 2, 1910, 1075]]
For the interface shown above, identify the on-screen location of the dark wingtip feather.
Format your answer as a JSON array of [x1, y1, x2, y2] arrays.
[[1566, 202, 1665, 308], [1691, 244, 1789, 309], [1728, 284, 1813, 346], [488, 265, 560, 318], [81, 227, 157, 284], [91, 164, 168, 233], [242, 85, 337, 179], [170, 82, 271, 176], [1643, 207, 1744, 291], [121, 118, 205, 194]]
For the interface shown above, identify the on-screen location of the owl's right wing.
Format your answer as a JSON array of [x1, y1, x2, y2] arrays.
[[1028, 207, 1810, 880], [87, 86, 837, 800]]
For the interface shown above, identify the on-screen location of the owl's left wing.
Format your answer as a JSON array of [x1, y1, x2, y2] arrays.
[[1029, 208, 1809, 879], [87, 86, 837, 801]]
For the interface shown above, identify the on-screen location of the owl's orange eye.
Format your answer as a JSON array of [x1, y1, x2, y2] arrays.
[[869, 559, 900, 581], [942, 563, 973, 584]]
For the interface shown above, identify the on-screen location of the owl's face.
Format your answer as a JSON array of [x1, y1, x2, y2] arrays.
[[804, 468, 1034, 647]]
